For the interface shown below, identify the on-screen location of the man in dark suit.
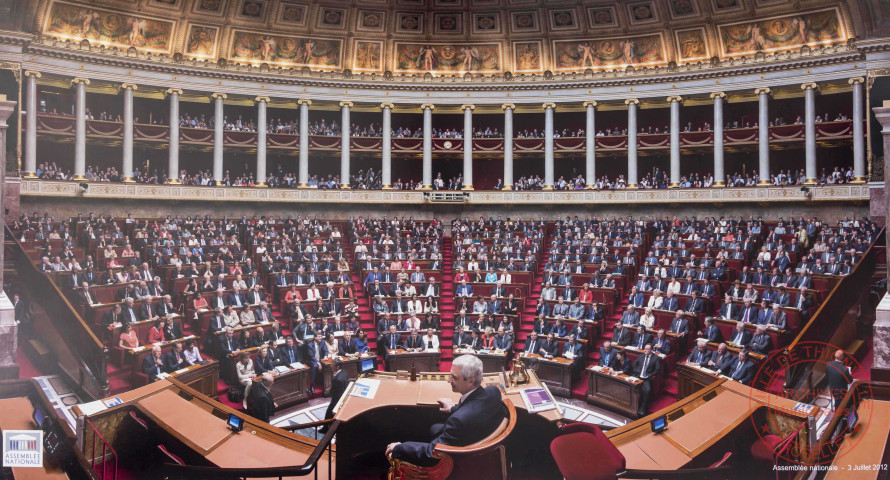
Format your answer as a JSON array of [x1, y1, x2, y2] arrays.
[[728, 322, 752, 347], [306, 332, 329, 395], [165, 341, 187, 371], [339, 331, 358, 355], [522, 331, 541, 354], [321, 358, 350, 432], [142, 345, 166, 382], [707, 343, 733, 372], [746, 325, 772, 354], [248, 373, 277, 423], [695, 317, 720, 344], [630, 325, 652, 350], [599, 341, 617, 369], [633, 344, 660, 417], [280, 336, 302, 365], [538, 333, 560, 358], [825, 349, 854, 410], [101, 304, 123, 327], [651, 329, 671, 355], [687, 339, 712, 365], [387, 355, 504, 467], [723, 350, 755, 385], [793, 286, 814, 318]]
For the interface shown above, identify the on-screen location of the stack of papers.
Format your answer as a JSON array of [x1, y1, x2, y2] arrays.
[[290, 362, 306, 369], [520, 387, 556, 413], [275, 366, 291, 374], [350, 378, 381, 400]]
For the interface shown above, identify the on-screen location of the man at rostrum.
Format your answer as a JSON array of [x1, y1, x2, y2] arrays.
[[386, 355, 504, 467], [320, 357, 349, 433], [248, 373, 277, 423]]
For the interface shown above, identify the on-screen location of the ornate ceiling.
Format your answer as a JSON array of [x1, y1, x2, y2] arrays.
[[22, 0, 858, 76]]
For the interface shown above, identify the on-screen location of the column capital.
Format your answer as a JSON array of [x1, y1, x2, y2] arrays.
[[583, 100, 598, 109], [119, 83, 138, 92], [666, 95, 683, 104], [710, 91, 726, 100], [461, 104, 475, 111], [541, 102, 556, 110], [800, 82, 819, 91], [501, 103, 515, 111], [339, 101, 353, 108], [165, 88, 183, 97], [380, 102, 394, 109], [754, 87, 771, 96], [849, 77, 865, 86], [211, 92, 227, 100], [297, 98, 312, 106], [24, 71, 41, 78], [625, 98, 639, 106], [70, 77, 90, 87], [420, 103, 435, 111], [254, 95, 271, 104]]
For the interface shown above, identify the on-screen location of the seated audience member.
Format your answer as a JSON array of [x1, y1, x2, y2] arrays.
[[142, 345, 166, 382]]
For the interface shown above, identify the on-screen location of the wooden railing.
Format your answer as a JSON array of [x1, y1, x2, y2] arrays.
[[5, 224, 109, 398], [783, 228, 885, 394]]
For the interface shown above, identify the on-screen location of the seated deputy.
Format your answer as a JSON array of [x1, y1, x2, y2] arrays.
[[385, 355, 504, 467]]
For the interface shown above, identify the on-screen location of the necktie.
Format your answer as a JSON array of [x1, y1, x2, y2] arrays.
[[798, 297, 803, 308], [146, 305, 151, 317], [315, 343, 320, 359], [391, 336, 396, 349], [734, 361, 743, 378], [641, 355, 650, 378], [698, 351, 703, 362], [743, 308, 750, 323], [289, 350, 295, 363], [262, 310, 267, 322], [86, 292, 92, 304], [638, 336, 644, 348]]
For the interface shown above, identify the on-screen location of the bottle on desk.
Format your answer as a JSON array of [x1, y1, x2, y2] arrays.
[[410, 362, 417, 382]]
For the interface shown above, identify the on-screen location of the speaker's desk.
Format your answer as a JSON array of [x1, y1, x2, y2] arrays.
[[333, 370, 562, 479], [606, 379, 818, 471]]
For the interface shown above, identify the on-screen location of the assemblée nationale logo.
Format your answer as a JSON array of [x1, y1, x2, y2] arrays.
[[2, 430, 43, 467]]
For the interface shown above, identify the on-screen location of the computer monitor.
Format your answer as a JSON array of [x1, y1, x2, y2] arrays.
[[227, 414, 244, 432], [32, 407, 45, 429], [361, 357, 376, 373], [847, 410, 858, 431], [650, 415, 667, 433]]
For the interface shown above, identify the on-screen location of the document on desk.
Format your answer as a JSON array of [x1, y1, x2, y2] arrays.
[[350, 378, 381, 400], [520, 387, 557, 413]]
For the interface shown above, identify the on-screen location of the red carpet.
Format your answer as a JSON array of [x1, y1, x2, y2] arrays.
[[16, 346, 42, 378]]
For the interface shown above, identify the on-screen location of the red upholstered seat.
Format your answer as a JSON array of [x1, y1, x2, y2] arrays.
[[156, 444, 185, 466], [128, 410, 149, 431], [750, 434, 784, 462], [551, 423, 625, 480]]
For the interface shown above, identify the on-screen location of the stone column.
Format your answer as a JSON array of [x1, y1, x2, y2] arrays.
[[870, 106, 890, 376], [22, 71, 39, 178], [0, 96, 15, 377], [255, 96, 270, 187], [711, 92, 726, 186], [802, 82, 819, 184], [339, 101, 352, 188], [668, 96, 683, 187], [381, 103, 393, 189], [584, 101, 597, 189], [120, 83, 137, 182], [502, 103, 514, 190], [626, 98, 639, 188], [211, 92, 226, 182], [755, 87, 771, 185], [461, 104, 474, 190], [543, 102, 555, 190], [297, 98, 311, 187], [421, 104, 434, 190], [71, 77, 89, 180], [851, 77, 867, 183], [166, 88, 182, 184]]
